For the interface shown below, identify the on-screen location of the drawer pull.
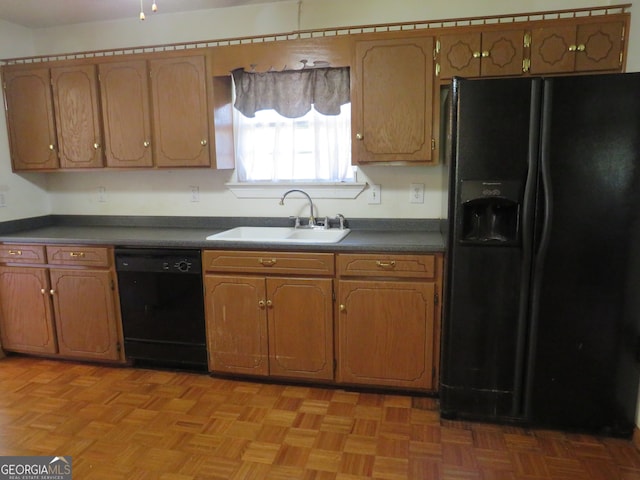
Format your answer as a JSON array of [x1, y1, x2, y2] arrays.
[[376, 260, 396, 269], [8, 250, 22, 256], [259, 258, 277, 267], [69, 252, 86, 258]]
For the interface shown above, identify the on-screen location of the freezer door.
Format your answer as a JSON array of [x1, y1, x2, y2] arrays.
[[526, 73, 640, 435], [441, 77, 542, 421]]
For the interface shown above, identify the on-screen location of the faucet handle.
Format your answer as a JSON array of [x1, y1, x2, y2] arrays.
[[323, 217, 330, 230], [335, 214, 346, 230], [289, 216, 301, 228]]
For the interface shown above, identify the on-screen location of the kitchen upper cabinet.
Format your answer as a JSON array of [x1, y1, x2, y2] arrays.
[[529, 21, 624, 74], [0, 244, 124, 363], [99, 60, 153, 168], [352, 36, 435, 164], [149, 56, 211, 167], [203, 250, 334, 381], [2, 68, 59, 170], [438, 29, 525, 79], [336, 253, 443, 391], [51, 64, 104, 168]]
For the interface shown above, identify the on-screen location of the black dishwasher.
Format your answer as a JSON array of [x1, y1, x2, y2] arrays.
[[115, 248, 207, 371]]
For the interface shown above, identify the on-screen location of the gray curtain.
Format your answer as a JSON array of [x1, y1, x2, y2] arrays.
[[232, 67, 350, 119]]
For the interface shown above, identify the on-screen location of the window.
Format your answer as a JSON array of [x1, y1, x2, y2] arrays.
[[231, 67, 354, 183]]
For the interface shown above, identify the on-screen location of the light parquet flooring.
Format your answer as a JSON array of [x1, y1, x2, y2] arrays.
[[1, 356, 640, 479]]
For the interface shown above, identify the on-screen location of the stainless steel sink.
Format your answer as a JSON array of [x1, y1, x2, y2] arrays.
[[206, 226, 350, 244]]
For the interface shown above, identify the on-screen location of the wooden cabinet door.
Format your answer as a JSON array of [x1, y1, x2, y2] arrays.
[[0, 267, 57, 354], [574, 21, 624, 72], [531, 21, 624, 75], [352, 36, 434, 164], [99, 60, 153, 167], [149, 56, 210, 167], [204, 275, 269, 375], [337, 279, 436, 390], [438, 32, 481, 79], [266, 277, 334, 380], [480, 29, 525, 77], [51, 64, 103, 168], [49, 269, 121, 361], [439, 30, 524, 79], [2, 68, 59, 170]]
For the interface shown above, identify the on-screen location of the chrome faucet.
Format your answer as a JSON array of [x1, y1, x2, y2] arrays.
[[279, 189, 316, 227]]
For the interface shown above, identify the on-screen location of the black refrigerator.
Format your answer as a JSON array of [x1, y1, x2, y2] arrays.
[[441, 73, 640, 436]]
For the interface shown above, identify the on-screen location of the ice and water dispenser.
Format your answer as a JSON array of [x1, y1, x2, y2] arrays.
[[458, 180, 520, 245]]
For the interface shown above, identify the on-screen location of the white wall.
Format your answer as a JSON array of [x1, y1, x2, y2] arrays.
[[2, 0, 634, 222]]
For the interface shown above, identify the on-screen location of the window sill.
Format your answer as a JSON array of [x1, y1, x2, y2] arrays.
[[226, 182, 367, 199]]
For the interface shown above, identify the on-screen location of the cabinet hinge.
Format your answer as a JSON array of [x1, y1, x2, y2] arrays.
[[431, 138, 436, 151], [116, 342, 122, 353], [435, 63, 441, 77], [434, 293, 439, 305], [620, 51, 624, 67], [435, 39, 441, 55], [522, 58, 531, 73], [524, 32, 531, 48]]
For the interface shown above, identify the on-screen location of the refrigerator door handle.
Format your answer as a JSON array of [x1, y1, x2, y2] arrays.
[[512, 78, 542, 417], [524, 79, 554, 419]]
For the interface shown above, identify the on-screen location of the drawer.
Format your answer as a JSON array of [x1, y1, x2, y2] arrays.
[[203, 250, 334, 276], [0, 244, 46, 264], [337, 253, 436, 279], [46, 245, 111, 267]]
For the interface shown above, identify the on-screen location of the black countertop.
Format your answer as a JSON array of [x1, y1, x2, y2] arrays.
[[0, 215, 446, 253]]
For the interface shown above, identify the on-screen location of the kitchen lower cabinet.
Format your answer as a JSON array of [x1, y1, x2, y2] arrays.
[[336, 253, 443, 391], [0, 266, 57, 354], [203, 250, 334, 381], [0, 244, 124, 362]]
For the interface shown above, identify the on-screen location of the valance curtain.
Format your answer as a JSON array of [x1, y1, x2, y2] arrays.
[[232, 67, 350, 118]]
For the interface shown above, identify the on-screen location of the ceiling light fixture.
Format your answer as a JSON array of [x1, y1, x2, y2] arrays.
[[139, 0, 158, 21]]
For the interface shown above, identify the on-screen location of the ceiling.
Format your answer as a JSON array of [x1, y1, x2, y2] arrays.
[[0, 0, 293, 28]]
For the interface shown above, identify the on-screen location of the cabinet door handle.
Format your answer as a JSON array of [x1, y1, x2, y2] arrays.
[[93, 143, 101, 150], [576, 44, 586, 52], [7, 250, 22, 256], [339, 304, 346, 312], [48, 144, 56, 151], [259, 258, 277, 267], [376, 260, 396, 269], [200, 139, 208, 146], [355, 133, 363, 140], [568, 44, 577, 52], [258, 300, 266, 308], [143, 141, 150, 148], [49, 289, 55, 295], [69, 252, 85, 258], [481, 50, 490, 58], [266, 300, 273, 308], [41, 288, 46, 295]]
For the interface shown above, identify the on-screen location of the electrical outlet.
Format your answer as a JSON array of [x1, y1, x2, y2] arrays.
[[368, 184, 381, 204], [97, 186, 107, 203], [190, 185, 200, 202], [410, 183, 425, 204]]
